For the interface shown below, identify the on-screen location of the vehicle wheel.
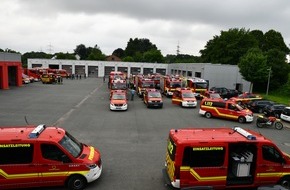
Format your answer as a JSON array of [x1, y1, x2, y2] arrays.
[[238, 116, 246, 123], [205, 112, 212, 119], [67, 175, 87, 190], [275, 122, 283, 130], [279, 176, 290, 189], [258, 108, 263, 113], [256, 121, 263, 128]]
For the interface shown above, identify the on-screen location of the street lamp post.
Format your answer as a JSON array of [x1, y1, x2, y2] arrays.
[[266, 67, 271, 96]]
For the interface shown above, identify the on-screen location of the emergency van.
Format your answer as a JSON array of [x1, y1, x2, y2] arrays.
[[110, 90, 128, 111], [143, 88, 163, 108], [163, 127, 290, 190], [199, 98, 253, 123], [0, 124, 102, 190], [172, 88, 197, 108]]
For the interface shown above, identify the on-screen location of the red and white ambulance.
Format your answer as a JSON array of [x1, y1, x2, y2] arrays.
[[0, 124, 102, 190]]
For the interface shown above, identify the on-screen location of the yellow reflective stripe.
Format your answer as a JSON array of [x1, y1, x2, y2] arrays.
[[201, 106, 238, 119], [0, 169, 38, 179], [257, 172, 289, 178], [172, 98, 182, 102], [180, 167, 226, 181], [0, 169, 89, 179], [166, 153, 175, 181], [41, 170, 89, 177]]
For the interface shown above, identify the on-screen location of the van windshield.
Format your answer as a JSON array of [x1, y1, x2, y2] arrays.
[[59, 132, 83, 158]]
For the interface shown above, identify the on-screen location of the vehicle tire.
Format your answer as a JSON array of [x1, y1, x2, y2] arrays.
[[238, 116, 246, 123], [275, 121, 284, 130], [279, 176, 290, 189], [67, 175, 87, 190], [258, 108, 263, 113], [256, 121, 263, 128], [205, 112, 212, 119]]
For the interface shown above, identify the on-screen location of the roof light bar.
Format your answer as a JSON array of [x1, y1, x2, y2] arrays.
[[233, 127, 256, 140], [29, 124, 46, 139]]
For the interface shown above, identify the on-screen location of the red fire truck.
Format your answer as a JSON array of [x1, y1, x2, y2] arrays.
[[134, 75, 155, 97], [185, 77, 209, 99], [160, 75, 183, 97]]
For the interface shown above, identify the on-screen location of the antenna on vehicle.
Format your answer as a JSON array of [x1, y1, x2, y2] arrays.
[[24, 116, 29, 125]]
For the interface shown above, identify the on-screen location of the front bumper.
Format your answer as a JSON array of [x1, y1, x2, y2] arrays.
[[147, 102, 163, 108], [182, 101, 197, 107], [110, 104, 128, 111]]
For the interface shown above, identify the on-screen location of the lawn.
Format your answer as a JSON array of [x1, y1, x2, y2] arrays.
[[261, 93, 290, 106]]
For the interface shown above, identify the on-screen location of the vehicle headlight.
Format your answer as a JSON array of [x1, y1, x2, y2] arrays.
[[87, 164, 97, 169]]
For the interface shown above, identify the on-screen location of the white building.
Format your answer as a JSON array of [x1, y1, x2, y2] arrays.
[[28, 59, 251, 92]]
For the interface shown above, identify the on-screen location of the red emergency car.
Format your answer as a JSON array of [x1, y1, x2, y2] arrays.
[[0, 124, 102, 190], [143, 88, 163, 108]]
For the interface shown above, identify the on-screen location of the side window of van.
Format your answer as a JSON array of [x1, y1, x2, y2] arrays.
[[262, 145, 282, 163], [212, 102, 226, 108], [182, 146, 225, 167], [41, 144, 69, 162], [0, 144, 33, 164]]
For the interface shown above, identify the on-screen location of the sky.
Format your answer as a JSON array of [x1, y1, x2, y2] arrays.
[[1, 0, 290, 56]]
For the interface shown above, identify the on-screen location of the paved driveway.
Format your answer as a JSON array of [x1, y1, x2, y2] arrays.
[[1, 77, 290, 190]]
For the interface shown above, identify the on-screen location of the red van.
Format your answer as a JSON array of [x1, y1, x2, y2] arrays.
[[163, 127, 290, 189], [199, 98, 253, 123], [0, 124, 102, 190], [172, 88, 197, 108]]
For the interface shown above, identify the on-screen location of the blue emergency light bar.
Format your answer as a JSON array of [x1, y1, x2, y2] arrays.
[[233, 127, 256, 140], [29, 124, 46, 139]]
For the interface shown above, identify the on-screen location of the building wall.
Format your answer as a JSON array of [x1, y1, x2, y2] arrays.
[[28, 59, 251, 92], [0, 52, 22, 90]]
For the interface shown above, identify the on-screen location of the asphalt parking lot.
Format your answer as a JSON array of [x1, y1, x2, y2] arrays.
[[1, 77, 290, 190]]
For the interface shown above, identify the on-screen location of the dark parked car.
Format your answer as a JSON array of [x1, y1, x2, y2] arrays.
[[247, 99, 275, 113], [210, 87, 240, 99], [263, 104, 286, 118]]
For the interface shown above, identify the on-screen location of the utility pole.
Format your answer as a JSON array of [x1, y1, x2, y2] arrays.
[[176, 41, 180, 55], [266, 67, 271, 96]]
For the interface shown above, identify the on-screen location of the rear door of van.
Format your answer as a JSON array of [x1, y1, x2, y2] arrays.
[[180, 144, 227, 188]]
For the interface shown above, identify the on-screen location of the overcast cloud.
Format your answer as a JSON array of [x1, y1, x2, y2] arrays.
[[1, 0, 290, 56]]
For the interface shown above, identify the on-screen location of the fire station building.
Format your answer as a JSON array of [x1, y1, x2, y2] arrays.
[[0, 52, 22, 90], [28, 59, 250, 92]]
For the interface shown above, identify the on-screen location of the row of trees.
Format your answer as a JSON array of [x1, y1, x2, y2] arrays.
[[2, 28, 290, 93], [199, 28, 290, 92]]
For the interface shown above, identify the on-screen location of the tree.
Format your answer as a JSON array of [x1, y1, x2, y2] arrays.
[[122, 56, 134, 62], [125, 38, 158, 57], [143, 49, 164, 63], [238, 48, 268, 92], [21, 51, 53, 68], [55, 52, 76, 60], [87, 48, 106, 60], [200, 28, 258, 65], [265, 49, 290, 89], [263, 30, 289, 53], [74, 44, 87, 60], [112, 48, 125, 59]]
